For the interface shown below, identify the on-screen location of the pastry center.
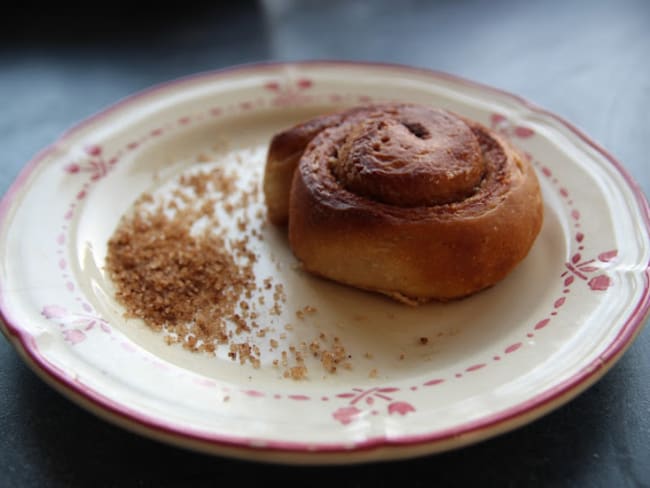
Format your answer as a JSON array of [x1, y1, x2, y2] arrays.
[[330, 108, 485, 206]]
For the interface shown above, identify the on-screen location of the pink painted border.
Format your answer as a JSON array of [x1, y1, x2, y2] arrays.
[[1, 60, 649, 459]]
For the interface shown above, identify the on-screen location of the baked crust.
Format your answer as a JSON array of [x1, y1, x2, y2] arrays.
[[264, 103, 543, 302], [263, 107, 371, 225]]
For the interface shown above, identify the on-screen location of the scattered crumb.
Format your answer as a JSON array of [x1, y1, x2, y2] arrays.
[[321, 351, 337, 373], [295, 305, 317, 320], [309, 340, 321, 357], [369, 368, 378, 378], [285, 365, 308, 380], [419, 337, 429, 345]]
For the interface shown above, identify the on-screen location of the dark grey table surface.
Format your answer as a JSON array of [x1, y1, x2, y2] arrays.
[[1, 1, 649, 486]]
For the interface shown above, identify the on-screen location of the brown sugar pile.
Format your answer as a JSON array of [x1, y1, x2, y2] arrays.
[[106, 207, 252, 340], [105, 165, 257, 362], [105, 160, 355, 379]]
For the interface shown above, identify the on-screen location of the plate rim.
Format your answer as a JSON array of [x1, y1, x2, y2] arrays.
[[1, 60, 649, 463]]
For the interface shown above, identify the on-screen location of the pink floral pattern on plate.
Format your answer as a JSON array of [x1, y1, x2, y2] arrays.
[[333, 387, 415, 425], [42, 305, 111, 344]]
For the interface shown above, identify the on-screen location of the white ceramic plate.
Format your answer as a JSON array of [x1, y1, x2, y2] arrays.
[[1, 62, 649, 464]]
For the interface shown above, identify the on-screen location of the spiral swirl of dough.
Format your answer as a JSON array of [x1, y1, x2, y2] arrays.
[[264, 103, 543, 302], [330, 105, 484, 206]]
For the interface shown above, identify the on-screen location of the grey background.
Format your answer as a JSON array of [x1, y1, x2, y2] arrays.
[[1, 1, 648, 486]]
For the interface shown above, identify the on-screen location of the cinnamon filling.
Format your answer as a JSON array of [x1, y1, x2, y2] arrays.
[[327, 107, 488, 207]]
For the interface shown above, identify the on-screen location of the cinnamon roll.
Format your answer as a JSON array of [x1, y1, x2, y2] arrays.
[[264, 103, 543, 302]]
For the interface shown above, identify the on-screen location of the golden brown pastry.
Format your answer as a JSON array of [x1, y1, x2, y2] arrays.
[[264, 103, 543, 303]]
